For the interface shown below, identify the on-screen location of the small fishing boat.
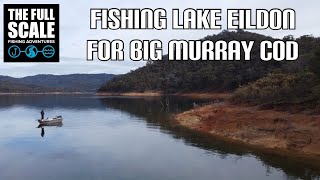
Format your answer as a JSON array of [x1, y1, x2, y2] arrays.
[[38, 116, 63, 125]]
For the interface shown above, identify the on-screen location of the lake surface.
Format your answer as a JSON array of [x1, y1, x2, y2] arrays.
[[0, 95, 319, 180]]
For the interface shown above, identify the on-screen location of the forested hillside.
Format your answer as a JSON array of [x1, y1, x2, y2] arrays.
[[99, 30, 320, 105], [0, 80, 60, 93], [0, 74, 115, 93]]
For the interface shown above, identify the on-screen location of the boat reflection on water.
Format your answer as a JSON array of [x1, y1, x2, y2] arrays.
[[37, 122, 63, 137]]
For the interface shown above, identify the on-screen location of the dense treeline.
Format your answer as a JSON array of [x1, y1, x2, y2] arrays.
[[233, 44, 320, 105], [99, 30, 320, 103], [232, 72, 318, 105]]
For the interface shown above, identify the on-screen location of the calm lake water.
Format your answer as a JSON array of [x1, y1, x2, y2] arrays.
[[0, 95, 319, 180]]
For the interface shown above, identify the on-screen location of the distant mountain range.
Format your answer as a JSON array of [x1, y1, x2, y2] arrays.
[[0, 74, 115, 93]]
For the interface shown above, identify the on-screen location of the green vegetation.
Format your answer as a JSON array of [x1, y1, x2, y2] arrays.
[[99, 31, 320, 107], [233, 40, 320, 105], [232, 72, 318, 104]]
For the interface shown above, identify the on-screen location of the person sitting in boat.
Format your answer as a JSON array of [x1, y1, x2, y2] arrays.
[[41, 110, 44, 119]]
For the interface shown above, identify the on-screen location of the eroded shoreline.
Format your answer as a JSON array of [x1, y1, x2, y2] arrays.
[[96, 91, 231, 99], [174, 102, 320, 162]]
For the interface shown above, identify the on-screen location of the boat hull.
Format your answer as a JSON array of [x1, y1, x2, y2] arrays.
[[38, 118, 63, 125], [37, 122, 63, 128]]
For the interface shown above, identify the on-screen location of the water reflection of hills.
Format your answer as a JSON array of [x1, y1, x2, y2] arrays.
[[0, 95, 104, 109], [0, 95, 319, 179], [99, 97, 320, 180]]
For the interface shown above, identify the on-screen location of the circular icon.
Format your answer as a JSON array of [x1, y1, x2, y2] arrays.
[[8, 45, 21, 58], [25, 45, 38, 58], [42, 45, 55, 58]]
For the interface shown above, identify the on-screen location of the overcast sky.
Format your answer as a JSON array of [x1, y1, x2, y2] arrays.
[[0, 0, 319, 77]]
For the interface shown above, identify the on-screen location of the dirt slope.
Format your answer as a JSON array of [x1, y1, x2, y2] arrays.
[[175, 103, 320, 158]]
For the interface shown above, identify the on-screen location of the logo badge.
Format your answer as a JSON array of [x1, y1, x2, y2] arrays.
[[3, 4, 59, 62]]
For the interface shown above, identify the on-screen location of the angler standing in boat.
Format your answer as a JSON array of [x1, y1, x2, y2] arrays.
[[41, 110, 44, 119]]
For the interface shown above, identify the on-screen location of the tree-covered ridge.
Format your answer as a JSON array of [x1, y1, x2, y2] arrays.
[[98, 30, 320, 95], [0, 74, 115, 93], [0, 80, 60, 93]]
